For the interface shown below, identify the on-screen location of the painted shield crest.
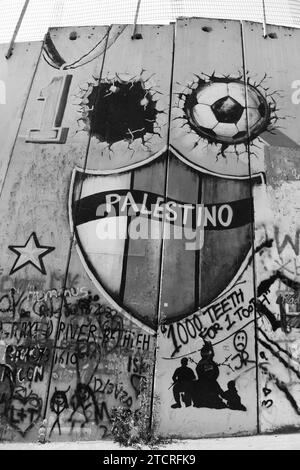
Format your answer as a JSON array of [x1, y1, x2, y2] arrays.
[[69, 146, 263, 331]]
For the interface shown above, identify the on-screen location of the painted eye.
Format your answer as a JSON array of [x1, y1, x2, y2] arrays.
[[185, 78, 271, 147]]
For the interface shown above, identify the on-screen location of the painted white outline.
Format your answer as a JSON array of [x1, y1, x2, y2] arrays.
[[68, 145, 264, 334]]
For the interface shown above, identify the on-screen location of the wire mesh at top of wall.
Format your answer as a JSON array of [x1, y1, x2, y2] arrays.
[[170, 0, 295, 26], [0, 0, 299, 44]]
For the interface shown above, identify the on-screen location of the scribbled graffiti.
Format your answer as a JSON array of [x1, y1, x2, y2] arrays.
[[231, 330, 253, 370], [0, 365, 14, 416], [49, 387, 70, 437], [7, 387, 43, 437]]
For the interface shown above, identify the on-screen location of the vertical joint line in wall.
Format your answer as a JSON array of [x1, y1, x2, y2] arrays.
[[43, 26, 112, 421], [149, 22, 176, 432], [79, 25, 112, 184], [119, 172, 135, 301], [42, 237, 74, 420], [240, 20, 261, 436], [194, 176, 202, 309]]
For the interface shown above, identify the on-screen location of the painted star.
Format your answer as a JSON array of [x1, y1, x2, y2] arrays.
[[9, 232, 55, 275]]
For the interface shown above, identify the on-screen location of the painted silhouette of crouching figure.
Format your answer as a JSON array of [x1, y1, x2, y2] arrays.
[[171, 358, 195, 409], [223, 381, 247, 411]]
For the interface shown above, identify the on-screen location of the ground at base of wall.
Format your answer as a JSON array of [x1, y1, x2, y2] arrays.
[[0, 433, 300, 450]]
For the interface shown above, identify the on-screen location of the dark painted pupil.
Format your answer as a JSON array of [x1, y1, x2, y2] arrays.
[[212, 96, 244, 124]]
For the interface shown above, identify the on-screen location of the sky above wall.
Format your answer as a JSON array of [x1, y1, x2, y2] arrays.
[[0, 0, 298, 44]]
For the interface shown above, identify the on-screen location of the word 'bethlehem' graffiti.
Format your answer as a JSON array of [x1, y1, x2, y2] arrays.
[[74, 190, 253, 250]]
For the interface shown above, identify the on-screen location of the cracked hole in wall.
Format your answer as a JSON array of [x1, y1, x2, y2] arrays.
[[74, 71, 166, 158], [174, 72, 281, 160], [77, 74, 162, 158], [87, 79, 157, 144]]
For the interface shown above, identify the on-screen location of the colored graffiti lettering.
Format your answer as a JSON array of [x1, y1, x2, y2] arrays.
[[16, 365, 44, 384], [127, 355, 148, 375], [0, 271, 80, 295], [275, 227, 300, 256], [0, 288, 28, 318], [53, 342, 101, 369], [233, 298, 255, 322], [0, 276, 44, 294], [5, 344, 51, 365], [57, 321, 98, 343], [101, 328, 152, 352], [92, 378, 133, 407], [29, 286, 88, 303], [0, 281, 87, 322], [162, 318, 223, 358], [0, 320, 53, 342], [161, 315, 206, 358], [277, 291, 300, 305]]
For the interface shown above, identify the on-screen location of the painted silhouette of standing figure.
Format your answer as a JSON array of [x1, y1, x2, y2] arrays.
[[193, 342, 226, 409], [171, 358, 196, 409]]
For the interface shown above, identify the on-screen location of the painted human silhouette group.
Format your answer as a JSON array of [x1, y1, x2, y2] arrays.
[[171, 342, 246, 411]]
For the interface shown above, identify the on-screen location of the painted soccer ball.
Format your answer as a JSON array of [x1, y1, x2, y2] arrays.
[[185, 79, 271, 145]]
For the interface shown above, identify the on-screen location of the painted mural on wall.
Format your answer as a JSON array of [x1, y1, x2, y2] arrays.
[[153, 18, 300, 438], [0, 18, 300, 441]]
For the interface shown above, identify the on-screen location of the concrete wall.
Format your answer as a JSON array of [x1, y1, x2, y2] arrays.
[[0, 18, 299, 442]]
